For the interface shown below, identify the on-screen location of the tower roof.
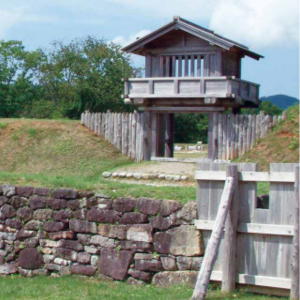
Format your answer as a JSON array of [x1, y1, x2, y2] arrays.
[[122, 17, 263, 60]]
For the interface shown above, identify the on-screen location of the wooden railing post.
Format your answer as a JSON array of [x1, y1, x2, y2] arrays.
[[192, 165, 237, 300], [222, 165, 239, 292], [291, 165, 299, 300]]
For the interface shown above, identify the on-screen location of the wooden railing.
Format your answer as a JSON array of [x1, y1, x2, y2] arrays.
[[124, 76, 259, 104]]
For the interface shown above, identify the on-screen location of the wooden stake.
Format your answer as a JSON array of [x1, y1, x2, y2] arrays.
[[222, 165, 239, 292], [192, 166, 236, 300]]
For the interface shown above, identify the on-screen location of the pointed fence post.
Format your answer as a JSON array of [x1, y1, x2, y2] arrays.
[[192, 165, 237, 300]]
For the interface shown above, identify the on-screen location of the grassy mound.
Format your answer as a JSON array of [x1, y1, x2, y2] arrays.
[[0, 118, 195, 203], [236, 105, 299, 170]]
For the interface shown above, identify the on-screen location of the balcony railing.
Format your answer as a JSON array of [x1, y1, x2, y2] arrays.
[[124, 76, 259, 104]]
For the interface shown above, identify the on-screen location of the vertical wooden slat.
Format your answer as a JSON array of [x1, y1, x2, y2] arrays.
[[165, 56, 170, 77], [164, 113, 174, 157], [178, 56, 182, 77], [151, 112, 158, 158], [197, 55, 201, 76], [191, 55, 195, 77], [172, 56, 176, 77], [291, 166, 300, 300], [184, 55, 189, 76], [159, 56, 164, 77], [222, 165, 239, 292]]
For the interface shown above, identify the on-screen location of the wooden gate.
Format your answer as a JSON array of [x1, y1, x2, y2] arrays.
[[195, 162, 299, 296]]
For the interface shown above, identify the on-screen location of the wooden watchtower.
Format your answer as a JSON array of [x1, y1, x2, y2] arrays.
[[123, 17, 263, 159]]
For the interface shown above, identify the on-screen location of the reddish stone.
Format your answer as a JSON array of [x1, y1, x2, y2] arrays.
[[112, 198, 136, 212], [69, 219, 97, 233], [10, 196, 28, 209], [15, 186, 34, 197], [47, 198, 67, 210], [135, 259, 163, 272], [5, 219, 22, 229], [53, 210, 72, 222], [120, 241, 152, 252], [159, 200, 182, 217], [0, 204, 16, 220], [43, 221, 65, 232], [73, 209, 87, 220], [29, 196, 48, 209], [18, 248, 43, 270], [128, 268, 152, 282], [24, 237, 38, 248], [153, 232, 172, 254], [137, 198, 161, 215], [78, 191, 94, 198], [58, 240, 83, 251], [16, 229, 35, 240], [33, 187, 51, 196], [77, 252, 91, 264], [52, 188, 77, 199], [87, 208, 120, 223], [150, 216, 174, 230], [98, 224, 127, 240], [24, 220, 41, 231], [70, 264, 96, 276], [67, 200, 80, 210], [16, 207, 33, 221], [120, 212, 148, 224], [99, 248, 133, 280], [55, 248, 77, 261], [48, 231, 74, 240]]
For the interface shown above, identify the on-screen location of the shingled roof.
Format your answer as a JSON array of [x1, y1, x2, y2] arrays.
[[122, 17, 263, 60]]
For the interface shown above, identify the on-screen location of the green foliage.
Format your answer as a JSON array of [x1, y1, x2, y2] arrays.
[[0, 37, 135, 119], [242, 101, 283, 115], [175, 114, 208, 143]]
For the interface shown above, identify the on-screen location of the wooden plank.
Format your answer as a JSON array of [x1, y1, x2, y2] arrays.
[[222, 165, 239, 292], [144, 106, 225, 113], [196, 55, 201, 76], [172, 55, 176, 77], [192, 170, 236, 300], [184, 55, 189, 76], [151, 112, 158, 157], [195, 170, 295, 182], [195, 220, 294, 236], [210, 271, 291, 289], [191, 55, 195, 77], [291, 166, 300, 300], [178, 56, 182, 77]]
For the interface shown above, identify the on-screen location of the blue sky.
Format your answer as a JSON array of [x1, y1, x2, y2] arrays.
[[0, 0, 299, 98]]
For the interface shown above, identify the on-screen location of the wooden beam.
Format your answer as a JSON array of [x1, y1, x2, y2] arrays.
[[194, 220, 295, 236], [210, 271, 291, 289], [151, 112, 158, 157], [143, 107, 225, 113], [194, 170, 295, 183], [291, 165, 300, 300], [192, 170, 236, 300], [222, 165, 239, 292]]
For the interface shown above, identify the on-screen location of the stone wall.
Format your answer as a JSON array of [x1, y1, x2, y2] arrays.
[[0, 185, 202, 285]]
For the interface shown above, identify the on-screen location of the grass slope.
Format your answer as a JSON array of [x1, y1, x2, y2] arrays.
[[236, 105, 299, 170], [0, 275, 287, 300], [0, 118, 195, 203]]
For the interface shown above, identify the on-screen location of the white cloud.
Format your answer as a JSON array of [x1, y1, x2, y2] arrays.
[[112, 29, 151, 46], [108, 0, 299, 49], [209, 0, 299, 48]]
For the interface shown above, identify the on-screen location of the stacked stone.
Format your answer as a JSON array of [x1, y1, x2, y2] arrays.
[[0, 184, 203, 286]]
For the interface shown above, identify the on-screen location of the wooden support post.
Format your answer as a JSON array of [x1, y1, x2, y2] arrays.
[[164, 113, 174, 157], [192, 166, 236, 300], [291, 166, 300, 300], [222, 165, 239, 292], [157, 113, 165, 157], [151, 112, 158, 158]]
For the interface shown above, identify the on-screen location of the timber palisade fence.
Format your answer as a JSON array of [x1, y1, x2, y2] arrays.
[[81, 110, 286, 162], [208, 111, 286, 160], [81, 111, 149, 162]]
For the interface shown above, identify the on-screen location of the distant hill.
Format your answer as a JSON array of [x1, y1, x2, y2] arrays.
[[261, 94, 299, 110]]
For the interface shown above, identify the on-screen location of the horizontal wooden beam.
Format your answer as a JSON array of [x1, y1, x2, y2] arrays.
[[210, 271, 291, 289], [143, 106, 225, 113], [194, 220, 294, 236], [194, 171, 295, 183]]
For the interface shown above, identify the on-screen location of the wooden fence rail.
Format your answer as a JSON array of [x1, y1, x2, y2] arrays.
[[80, 111, 148, 162], [195, 162, 299, 298], [208, 111, 286, 160]]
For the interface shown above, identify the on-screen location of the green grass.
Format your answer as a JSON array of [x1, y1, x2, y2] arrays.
[[0, 122, 8, 129], [0, 118, 195, 203], [0, 276, 287, 300]]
